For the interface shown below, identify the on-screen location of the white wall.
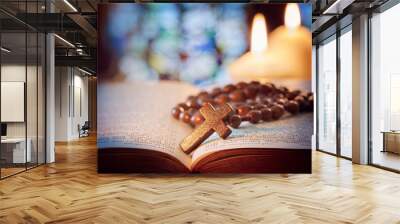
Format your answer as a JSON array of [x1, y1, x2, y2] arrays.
[[1, 65, 39, 138], [1, 64, 46, 164], [55, 67, 89, 141]]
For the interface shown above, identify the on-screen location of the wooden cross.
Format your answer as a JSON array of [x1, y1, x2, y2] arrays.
[[180, 103, 234, 154]]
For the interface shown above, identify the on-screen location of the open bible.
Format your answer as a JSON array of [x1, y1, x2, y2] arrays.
[[98, 81, 312, 173]]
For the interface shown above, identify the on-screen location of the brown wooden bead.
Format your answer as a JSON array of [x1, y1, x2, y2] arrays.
[[259, 84, 273, 95], [260, 97, 273, 106], [186, 98, 199, 109], [255, 94, 265, 102], [287, 90, 301, 100], [190, 112, 204, 126], [241, 115, 250, 122], [306, 95, 314, 111], [260, 108, 272, 121], [250, 81, 261, 86], [177, 103, 188, 112], [294, 95, 305, 103], [271, 104, 285, 120], [198, 98, 215, 107], [243, 85, 258, 99], [222, 84, 236, 93], [248, 110, 262, 124], [179, 111, 192, 124], [215, 93, 229, 104], [211, 87, 222, 97], [285, 100, 300, 114], [277, 86, 289, 94], [171, 107, 181, 119], [253, 103, 267, 110], [294, 95, 307, 111], [236, 82, 248, 89], [276, 97, 288, 105], [187, 108, 196, 115], [229, 115, 242, 128], [197, 91, 209, 98], [274, 93, 285, 99], [187, 95, 196, 101], [237, 105, 251, 116], [229, 89, 245, 102]]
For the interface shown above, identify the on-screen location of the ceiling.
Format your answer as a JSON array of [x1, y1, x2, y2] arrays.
[[0, 0, 392, 72]]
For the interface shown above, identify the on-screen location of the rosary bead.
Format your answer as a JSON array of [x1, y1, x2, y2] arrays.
[[211, 87, 222, 97], [244, 85, 258, 99], [236, 82, 248, 89], [260, 97, 273, 106], [179, 111, 192, 124], [215, 93, 229, 104], [186, 98, 200, 109], [294, 95, 307, 111], [177, 103, 188, 112], [306, 95, 314, 111], [190, 112, 204, 126], [248, 110, 262, 124], [250, 81, 261, 86], [223, 84, 236, 93], [271, 104, 285, 120], [287, 90, 301, 100], [254, 103, 267, 110], [187, 108, 197, 115], [277, 86, 289, 94], [241, 115, 250, 122], [187, 95, 196, 101], [276, 97, 288, 106], [259, 84, 273, 95], [229, 115, 242, 128], [260, 108, 272, 121], [171, 107, 181, 119], [229, 89, 245, 102], [294, 95, 305, 103], [255, 94, 265, 102], [237, 105, 251, 116], [197, 91, 209, 99], [199, 98, 215, 107], [285, 100, 300, 114]]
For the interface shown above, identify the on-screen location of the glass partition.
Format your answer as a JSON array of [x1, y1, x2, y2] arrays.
[[0, 1, 46, 179], [371, 3, 400, 171], [317, 36, 337, 154], [0, 31, 28, 177], [339, 28, 352, 158]]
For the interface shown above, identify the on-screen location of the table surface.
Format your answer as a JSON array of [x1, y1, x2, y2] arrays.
[[381, 131, 400, 134], [1, 138, 29, 143]]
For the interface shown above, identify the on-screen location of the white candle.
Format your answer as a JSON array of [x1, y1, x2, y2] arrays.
[[229, 14, 285, 82], [269, 3, 312, 83]]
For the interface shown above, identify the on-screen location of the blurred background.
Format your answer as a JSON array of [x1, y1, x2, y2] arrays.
[[98, 3, 311, 88]]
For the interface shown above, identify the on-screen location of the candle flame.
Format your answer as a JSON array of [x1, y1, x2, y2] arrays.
[[250, 13, 267, 54], [285, 3, 301, 29]]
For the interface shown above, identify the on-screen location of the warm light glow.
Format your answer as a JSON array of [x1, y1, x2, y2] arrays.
[[285, 3, 301, 29], [250, 13, 268, 54]]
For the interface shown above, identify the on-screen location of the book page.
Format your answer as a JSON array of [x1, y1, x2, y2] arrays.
[[191, 113, 313, 164], [97, 80, 198, 168]]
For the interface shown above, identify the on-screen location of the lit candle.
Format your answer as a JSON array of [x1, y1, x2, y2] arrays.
[[269, 3, 312, 88], [229, 14, 285, 83]]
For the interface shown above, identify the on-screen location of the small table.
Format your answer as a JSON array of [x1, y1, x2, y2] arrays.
[[1, 138, 31, 164], [381, 131, 400, 154]]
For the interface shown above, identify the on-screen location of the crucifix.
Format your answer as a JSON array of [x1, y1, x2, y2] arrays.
[[180, 103, 234, 154]]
